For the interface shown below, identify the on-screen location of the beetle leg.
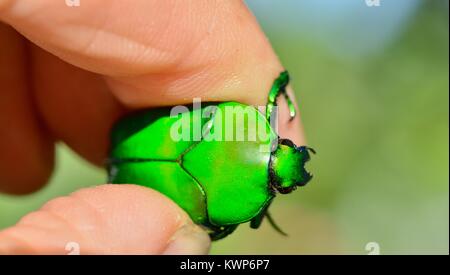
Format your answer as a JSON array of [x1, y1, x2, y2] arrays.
[[265, 211, 288, 236], [266, 70, 296, 122], [283, 92, 297, 121], [250, 198, 274, 229], [250, 211, 265, 229], [209, 225, 239, 241], [250, 208, 289, 236], [249, 199, 288, 236]]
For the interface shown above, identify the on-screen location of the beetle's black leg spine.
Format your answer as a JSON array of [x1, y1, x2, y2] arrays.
[[208, 225, 239, 241], [265, 211, 288, 237]]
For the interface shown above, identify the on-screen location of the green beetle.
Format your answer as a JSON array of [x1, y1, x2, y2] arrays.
[[107, 71, 314, 240]]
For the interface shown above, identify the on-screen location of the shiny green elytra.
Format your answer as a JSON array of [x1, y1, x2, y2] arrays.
[[107, 71, 314, 240]]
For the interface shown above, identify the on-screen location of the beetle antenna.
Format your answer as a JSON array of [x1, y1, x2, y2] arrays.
[[265, 211, 288, 236]]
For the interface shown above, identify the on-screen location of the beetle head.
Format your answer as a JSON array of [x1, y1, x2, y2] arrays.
[[270, 139, 315, 194]]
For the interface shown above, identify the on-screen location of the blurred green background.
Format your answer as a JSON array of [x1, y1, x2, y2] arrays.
[[0, 0, 448, 254]]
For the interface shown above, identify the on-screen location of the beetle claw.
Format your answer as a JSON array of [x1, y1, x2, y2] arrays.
[[265, 211, 288, 237]]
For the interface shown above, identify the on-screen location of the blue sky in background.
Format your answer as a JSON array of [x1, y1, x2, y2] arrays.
[[246, 0, 421, 57]]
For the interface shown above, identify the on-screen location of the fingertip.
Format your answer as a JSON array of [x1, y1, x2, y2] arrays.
[[0, 184, 210, 254], [61, 184, 191, 253], [163, 223, 211, 255]]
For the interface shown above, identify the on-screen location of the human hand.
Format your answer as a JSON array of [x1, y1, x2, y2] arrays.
[[0, 0, 305, 254]]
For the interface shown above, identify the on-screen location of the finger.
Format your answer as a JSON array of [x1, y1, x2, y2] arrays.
[[1, 0, 304, 135], [0, 23, 54, 194], [0, 184, 211, 255], [30, 45, 125, 165], [29, 47, 304, 167]]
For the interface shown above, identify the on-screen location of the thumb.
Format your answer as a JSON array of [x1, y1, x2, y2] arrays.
[[0, 185, 211, 255]]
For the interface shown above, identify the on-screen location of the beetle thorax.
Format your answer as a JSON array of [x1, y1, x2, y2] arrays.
[[269, 139, 312, 194]]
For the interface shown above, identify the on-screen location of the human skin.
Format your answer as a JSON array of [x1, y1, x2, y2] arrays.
[[0, 0, 305, 254]]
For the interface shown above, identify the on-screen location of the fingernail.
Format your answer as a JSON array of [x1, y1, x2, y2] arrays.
[[162, 223, 211, 255]]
